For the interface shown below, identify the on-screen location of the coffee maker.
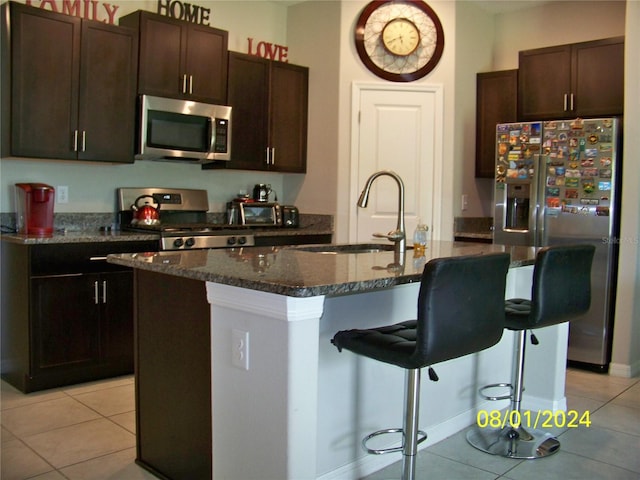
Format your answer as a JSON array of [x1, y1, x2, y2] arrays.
[[15, 183, 55, 235]]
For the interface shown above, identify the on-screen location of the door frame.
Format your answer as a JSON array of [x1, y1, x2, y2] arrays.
[[348, 82, 445, 242]]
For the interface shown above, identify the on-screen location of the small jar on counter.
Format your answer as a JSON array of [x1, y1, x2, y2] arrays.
[[412, 222, 429, 257]]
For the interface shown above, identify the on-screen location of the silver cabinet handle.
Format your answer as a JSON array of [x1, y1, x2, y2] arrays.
[[94, 280, 99, 304], [271, 147, 275, 166], [73, 130, 79, 152], [89, 256, 108, 261], [189, 75, 193, 95], [570, 93, 574, 111], [265, 147, 270, 166], [102, 280, 107, 304], [81, 131, 86, 152], [182, 74, 188, 94], [563, 93, 568, 111]]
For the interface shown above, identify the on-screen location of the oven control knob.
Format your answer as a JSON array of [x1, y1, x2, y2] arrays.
[[238, 236, 247, 245], [173, 238, 184, 248], [227, 236, 237, 246], [185, 237, 195, 248]]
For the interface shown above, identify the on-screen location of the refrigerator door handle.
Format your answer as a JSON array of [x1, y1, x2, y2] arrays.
[[533, 154, 546, 247]]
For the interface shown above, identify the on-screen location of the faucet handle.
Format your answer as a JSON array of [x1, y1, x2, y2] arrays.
[[373, 230, 405, 242]]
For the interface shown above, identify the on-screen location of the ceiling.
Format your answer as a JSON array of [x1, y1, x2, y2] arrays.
[[277, 1, 556, 15]]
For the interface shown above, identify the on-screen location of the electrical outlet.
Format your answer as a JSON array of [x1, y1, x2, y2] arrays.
[[57, 186, 69, 204], [461, 194, 468, 211], [232, 329, 249, 370]]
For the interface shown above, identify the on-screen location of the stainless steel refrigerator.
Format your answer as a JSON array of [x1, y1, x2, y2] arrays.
[[493, 118, 621, 372]]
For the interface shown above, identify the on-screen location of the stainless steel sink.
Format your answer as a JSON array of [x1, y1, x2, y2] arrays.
[[291, 243, 405, 254]]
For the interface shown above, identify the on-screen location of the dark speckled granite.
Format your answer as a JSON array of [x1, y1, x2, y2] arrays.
[[107, 241, 537, 298], [1, 213, 333, 245]]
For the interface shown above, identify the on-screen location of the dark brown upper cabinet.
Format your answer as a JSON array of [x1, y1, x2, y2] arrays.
[[518, 37, 624, 120], [120, 11, 228, 105], [1, 2, 138, 162], [475, 70, 518, 178], [205, 52, 308, 173]]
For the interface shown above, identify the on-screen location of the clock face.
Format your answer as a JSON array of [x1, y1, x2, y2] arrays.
[[382, 18, 420, 56], [355, 0, 445, 82]]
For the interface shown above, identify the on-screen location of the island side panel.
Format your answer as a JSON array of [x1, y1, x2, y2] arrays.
[[135, 269, 212, 480], [206, 283, 325, 480]]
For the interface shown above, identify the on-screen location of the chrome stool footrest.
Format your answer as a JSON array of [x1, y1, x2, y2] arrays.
[[362, 428, 428, 455], [479, 382, 513, 401]]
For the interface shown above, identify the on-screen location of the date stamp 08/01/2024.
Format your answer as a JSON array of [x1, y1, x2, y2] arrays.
[[477, 409, 592, 430]]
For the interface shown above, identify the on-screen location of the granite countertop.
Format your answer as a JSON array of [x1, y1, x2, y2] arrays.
[[107, 241, 537, 298], [454, 231, 493, 240], [0, 214, 333, 246], [0, 229, 159, 245]]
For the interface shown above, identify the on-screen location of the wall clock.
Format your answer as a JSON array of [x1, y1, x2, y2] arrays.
[[355, 0, 445, 82]]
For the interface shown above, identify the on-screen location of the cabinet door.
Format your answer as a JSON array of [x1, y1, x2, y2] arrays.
[[134, 13, 185, 98], [78, 21, 137, 163], [269, 62, 308, 173], [31, 274, 100, 374], [518, 45, 571, 120], [100, 271, 134, 370], [572, 37, 624, 117], [224, 52, 270, 170], [185, 24, 228, 104], [10, 3, 80, 159], [476, 70, 518, 178]]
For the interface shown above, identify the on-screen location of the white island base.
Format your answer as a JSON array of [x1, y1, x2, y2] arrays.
[[206, 265, 569, 480]]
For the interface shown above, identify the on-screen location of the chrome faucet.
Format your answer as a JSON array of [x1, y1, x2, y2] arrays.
[[357, 170, 406, 254]]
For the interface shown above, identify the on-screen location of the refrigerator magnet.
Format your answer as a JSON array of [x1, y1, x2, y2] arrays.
[[565, 189, 579, 199], [566, 178, 580, 187]]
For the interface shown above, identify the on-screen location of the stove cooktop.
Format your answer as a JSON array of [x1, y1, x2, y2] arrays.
[[123, 223, 256, 250]]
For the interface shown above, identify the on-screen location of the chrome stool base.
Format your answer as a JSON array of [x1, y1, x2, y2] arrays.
[[362, 428, 427, 455], [466, 425, 560, 459]]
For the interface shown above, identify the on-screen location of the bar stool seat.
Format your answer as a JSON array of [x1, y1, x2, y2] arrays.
[[467, 244, 595, 460], [332, 253, 511, 480]]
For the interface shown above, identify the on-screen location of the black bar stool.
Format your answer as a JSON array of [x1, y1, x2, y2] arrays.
[[467, 244, 595, 459], [331, 253, 511, 480]]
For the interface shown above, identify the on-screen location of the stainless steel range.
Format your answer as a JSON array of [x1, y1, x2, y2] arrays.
[[117, 188, 255, 251]]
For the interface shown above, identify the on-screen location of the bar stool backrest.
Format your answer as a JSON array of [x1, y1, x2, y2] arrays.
[[413, 253, 511, 367], [528, 244, 595, 329]]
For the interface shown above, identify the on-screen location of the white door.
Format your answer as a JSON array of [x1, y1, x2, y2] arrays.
[[350, 83, 444, 244]]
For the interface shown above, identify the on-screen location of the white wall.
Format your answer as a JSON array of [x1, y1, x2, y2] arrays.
[[455, 1, 496, 217], [611, 0, 640, 378], [284, 1, 341, 215]]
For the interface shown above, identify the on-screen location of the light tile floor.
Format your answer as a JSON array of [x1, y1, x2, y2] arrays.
[[1, 369, 638, 479]]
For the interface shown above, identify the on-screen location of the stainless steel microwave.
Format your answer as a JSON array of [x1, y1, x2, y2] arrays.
[[136, 95, 232, 163]]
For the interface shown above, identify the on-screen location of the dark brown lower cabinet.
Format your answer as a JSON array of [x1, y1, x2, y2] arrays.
[[0, 240, 156, 392], [134, 270, 212, 480]]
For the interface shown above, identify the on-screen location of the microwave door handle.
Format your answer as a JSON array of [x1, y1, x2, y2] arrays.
[[208, 118, 215, 155]]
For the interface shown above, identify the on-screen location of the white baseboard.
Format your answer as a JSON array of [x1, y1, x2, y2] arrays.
[[609, 360, 640, 378]]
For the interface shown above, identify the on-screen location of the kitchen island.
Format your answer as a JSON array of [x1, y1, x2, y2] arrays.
[[108, 241, 571, 480]]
